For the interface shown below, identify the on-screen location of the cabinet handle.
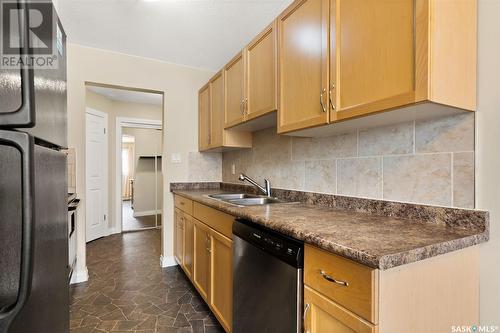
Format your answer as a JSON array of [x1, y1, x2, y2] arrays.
[[303, 303, 310, 333], [329, 83, 336, 111], [244, 98, 248, 115], [240, 99, 244, 115], [320, 88, 327, 113], [320, 270, 349, 287]]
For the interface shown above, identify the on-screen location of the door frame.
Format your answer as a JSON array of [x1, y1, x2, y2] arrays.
[[115, 117, 162, 234], [85, 107, 109, 242]]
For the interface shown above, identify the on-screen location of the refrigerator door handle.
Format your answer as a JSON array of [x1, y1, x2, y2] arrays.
[[0, 2, 35, 127], [0, 130, 35, 332]]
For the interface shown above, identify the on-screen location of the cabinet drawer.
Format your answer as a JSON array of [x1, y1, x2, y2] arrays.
[[304, 245, 378, 324], [193, 202, 234, 239], [174, 195, 193, 215], [304, 286, 377, 333]]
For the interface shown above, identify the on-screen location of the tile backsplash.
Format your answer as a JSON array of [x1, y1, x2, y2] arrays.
[[222, 113, 475, 208]]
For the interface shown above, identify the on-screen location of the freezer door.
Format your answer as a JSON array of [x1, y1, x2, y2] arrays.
[[0, 2, 67, 148], [25, 4, 67, 147], [0, 1, 35, 126]]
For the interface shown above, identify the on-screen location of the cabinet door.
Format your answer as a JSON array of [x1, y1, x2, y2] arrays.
[[174, 208, 184, 265], [193, 220, 211, 302], [198, 84, 211, 151], [183, 214, 194, 279], [304, 286, 376, 333], [210, 230, 233, 332], [224, 53, 245, 128], [245, 21, 277, 121], [278, 0, 329, 133], [332, 0, 415, 120], [210, 71, 224, 147]]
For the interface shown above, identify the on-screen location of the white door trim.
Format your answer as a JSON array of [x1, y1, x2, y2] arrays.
[[116, 117, 162, 234], [85, 107, 109, 241]]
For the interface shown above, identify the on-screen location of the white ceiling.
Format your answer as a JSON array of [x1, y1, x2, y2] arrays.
[[87, 85, 163, 105], [57, 0, 292, 71]]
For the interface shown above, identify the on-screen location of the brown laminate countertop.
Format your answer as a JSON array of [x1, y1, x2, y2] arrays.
[[172, 187, 488, 270]]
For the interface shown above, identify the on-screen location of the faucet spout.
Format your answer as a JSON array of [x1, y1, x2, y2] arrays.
[[238, 173, 272, 197]]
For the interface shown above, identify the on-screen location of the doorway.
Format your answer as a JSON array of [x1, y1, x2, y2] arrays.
[[119, 124, 163, 232]]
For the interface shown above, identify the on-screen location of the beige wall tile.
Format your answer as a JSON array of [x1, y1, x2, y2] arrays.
[[383, 153, 452, 206], [453, 152, 475, 208], [338, 157, 382, 199], [305, 160, 337, 194], [415, 113, 474, 153], [252, 127, 291, 163], [359, 122, 414, 156], [188, 152, 222, 181], [275, 161, 305, 190], [291, 132, 357, 161]]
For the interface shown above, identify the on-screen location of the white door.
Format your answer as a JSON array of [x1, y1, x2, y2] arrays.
[[86, 109, 108, 242]]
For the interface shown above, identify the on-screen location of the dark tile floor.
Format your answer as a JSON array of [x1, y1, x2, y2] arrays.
[[122, 200, 162, 231], [70, 229, 224, 333]]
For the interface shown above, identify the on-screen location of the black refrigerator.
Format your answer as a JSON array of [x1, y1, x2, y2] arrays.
[[0, 1, 69, 332]]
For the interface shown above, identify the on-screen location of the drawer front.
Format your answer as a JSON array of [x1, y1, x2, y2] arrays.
[[193, 202, 234, 239], [304, 286, 377, 333], [305, 245, 378, 324], [174, 195, 193, 215]]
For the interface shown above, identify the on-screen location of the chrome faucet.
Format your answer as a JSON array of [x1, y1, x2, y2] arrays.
[[238, 173, 272, 197]]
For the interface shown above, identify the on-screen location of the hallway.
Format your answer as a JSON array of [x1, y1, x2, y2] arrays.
[[69, 230, 223, 333], [122, 200, 161, 231]]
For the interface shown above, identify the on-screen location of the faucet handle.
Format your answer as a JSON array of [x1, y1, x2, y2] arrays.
[[264, 178, 272, 197]]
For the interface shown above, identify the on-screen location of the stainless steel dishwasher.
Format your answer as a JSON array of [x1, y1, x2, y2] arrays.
[[232, 218, 304, 333]]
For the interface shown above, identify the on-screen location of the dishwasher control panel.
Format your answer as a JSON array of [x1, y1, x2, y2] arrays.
[[234, 218, 303, 268]]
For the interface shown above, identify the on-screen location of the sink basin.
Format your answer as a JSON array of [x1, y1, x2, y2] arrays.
[[206, 193, 284, 206], [208, 193, 259, 200], [226, 197, 284, 206]]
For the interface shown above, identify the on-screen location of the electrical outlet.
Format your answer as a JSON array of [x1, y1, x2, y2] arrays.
[[231, 164, 236, 175]]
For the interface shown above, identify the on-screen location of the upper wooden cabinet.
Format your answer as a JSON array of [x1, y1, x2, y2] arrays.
[[277, 0, 329, 133], [245, 21, 278, 122], [223, 22, 279, 130], [277, 0, 476, 134], [210, 72, 225, 147], [198, 71, 252, 152], [198, 84, 211, 151], [224, 53, 245, 128]]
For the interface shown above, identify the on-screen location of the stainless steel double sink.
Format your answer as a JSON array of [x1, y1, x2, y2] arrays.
[[207, 193, 284, 206]]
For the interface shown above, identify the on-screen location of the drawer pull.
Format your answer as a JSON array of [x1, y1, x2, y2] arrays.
[[320, 270, 349, 287]]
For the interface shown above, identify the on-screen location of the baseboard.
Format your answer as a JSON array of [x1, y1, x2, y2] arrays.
[[133, 209, 162, 217], [70, 267, 89, 285], [108, 227, 120, 235], [160, 255, 178, 268]]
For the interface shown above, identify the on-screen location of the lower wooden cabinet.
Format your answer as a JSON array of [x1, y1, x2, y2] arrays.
[[304, 286, 377, 333], [193, 219, 211, 302], [210, 230, 233, 332], [174, 208, 184, 265], [183, 214, 194, 279]]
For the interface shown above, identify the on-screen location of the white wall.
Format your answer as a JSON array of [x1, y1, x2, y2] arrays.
[[476, 0, 500, 325], [68, 44, 221, 280]]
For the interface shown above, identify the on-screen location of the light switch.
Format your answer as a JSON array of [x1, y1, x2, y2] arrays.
[[231, 164, 236, 175], [171, 153, 181, 164]]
